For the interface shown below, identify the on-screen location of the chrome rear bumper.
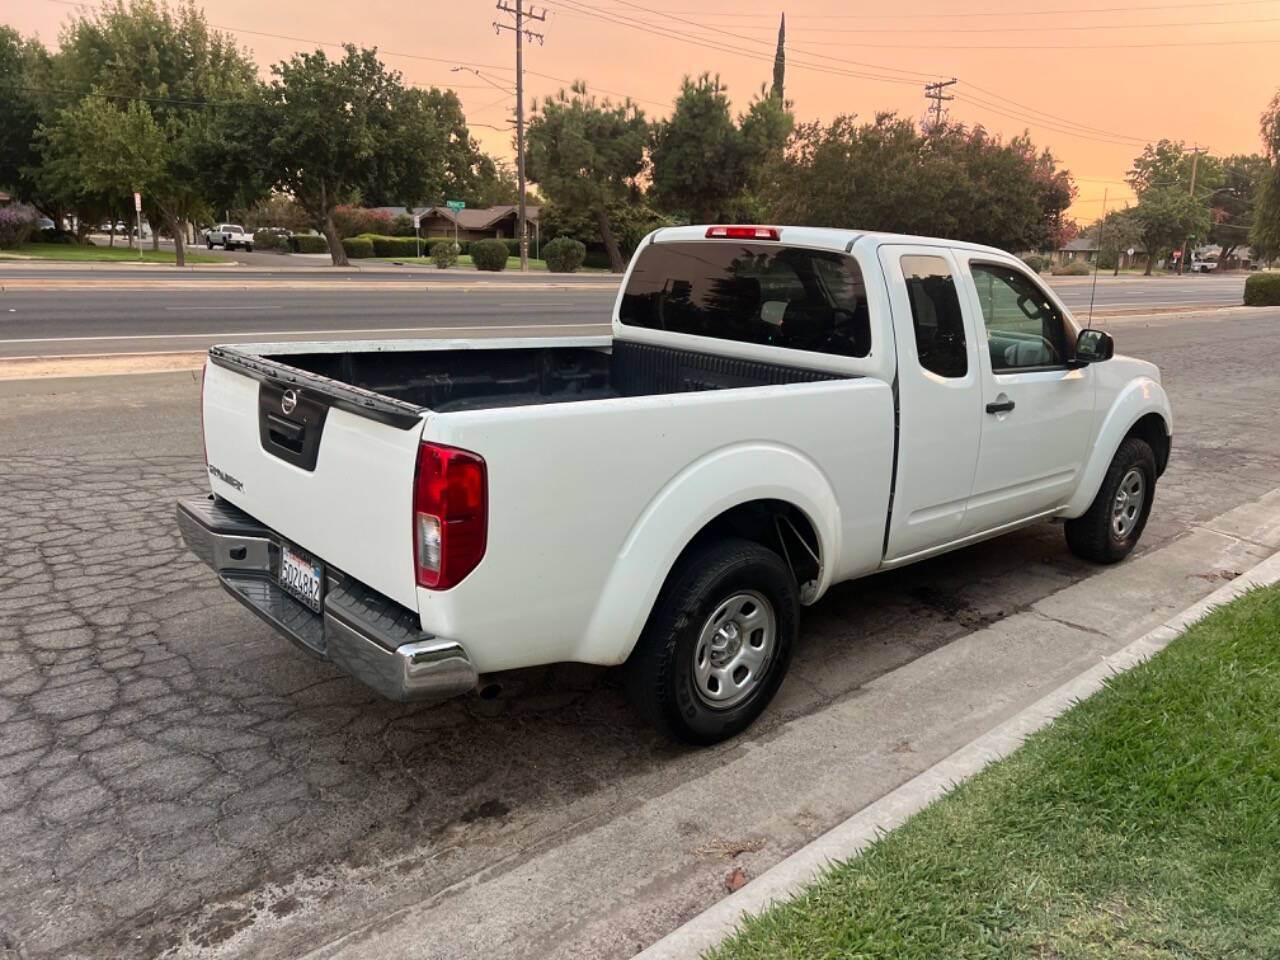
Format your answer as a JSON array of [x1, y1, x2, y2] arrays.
[[176, 496, 476, 702]]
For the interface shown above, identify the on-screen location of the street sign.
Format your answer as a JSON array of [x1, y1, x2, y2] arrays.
[[133, 192, 141, 213], [1127, 247, 1135, 256], [412, 213, 420, 229], [446, 200, 466, 212]]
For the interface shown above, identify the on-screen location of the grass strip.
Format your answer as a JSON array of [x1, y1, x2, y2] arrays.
[[0, 243, 222, 264], [709, 584, 1280, 960]]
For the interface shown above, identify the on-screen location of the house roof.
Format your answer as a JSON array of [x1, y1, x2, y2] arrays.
[[0, 191, 10, 203], [370, 204, 540, 227], [1059, 237, 1099, 252]]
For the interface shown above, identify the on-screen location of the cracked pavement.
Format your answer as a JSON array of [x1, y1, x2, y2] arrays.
[[2, 307, 1280, 959]]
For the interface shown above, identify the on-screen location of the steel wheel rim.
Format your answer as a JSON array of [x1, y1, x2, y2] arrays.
[[692, 590, 777, 710], [1111, 467, 1146, 540]]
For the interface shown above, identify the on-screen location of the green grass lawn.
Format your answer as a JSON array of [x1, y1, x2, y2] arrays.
[[709, 584, 1280, 960], [0, 242, 222, 264]]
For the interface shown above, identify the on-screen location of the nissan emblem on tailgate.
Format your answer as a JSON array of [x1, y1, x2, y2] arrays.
[[281, 389, 298, 415]]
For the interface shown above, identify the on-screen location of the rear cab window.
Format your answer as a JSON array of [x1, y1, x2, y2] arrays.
[[618, 241, 872, 359]]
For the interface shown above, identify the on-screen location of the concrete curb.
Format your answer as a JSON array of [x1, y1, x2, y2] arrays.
[[636, 548, 1280, 960]]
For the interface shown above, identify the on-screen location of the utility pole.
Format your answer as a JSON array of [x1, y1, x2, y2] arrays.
[[923, 78, 956, 133], [494, 1, 545, 272], [1179, 145, 1199, 275]]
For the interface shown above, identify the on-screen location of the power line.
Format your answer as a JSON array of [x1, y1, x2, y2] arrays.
[[923, 78, 956, 132], [580, 0, 1280, 19], [617, 13, 1280, 34]]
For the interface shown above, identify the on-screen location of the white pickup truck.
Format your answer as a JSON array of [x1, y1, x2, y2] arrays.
[[206, 223, 253, 252], [179, 225, 1172, 743]]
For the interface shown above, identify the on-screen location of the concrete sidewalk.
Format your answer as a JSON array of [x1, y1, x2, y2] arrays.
[[286, 489, 1280, 960]]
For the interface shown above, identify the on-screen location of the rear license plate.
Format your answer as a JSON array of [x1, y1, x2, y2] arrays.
[[279, 543, 323, 613]]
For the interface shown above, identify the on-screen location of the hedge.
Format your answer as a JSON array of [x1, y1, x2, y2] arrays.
[[544, 236, 587, 273], [292, 234, 329, 254], [471, 238, 509, 271], [341, 236, 374, 259], [1020, 254, 1046, 273], [1244, 272, 1280, 306], [1051, 259, 1092, 276], [253, 230, 288, 252]]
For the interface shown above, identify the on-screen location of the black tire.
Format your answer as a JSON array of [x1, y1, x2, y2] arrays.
[[206, 240, 213, 249], [624, 538, 799, 745], [245, 244, 253, 253], [1065, 436, 1157, 564]]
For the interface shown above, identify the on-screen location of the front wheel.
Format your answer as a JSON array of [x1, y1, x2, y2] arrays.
[[244, 244, 253, 253], [206, 240, 213, 249], [624, 538, 798, 745], [1065, 436, 1157, 564]]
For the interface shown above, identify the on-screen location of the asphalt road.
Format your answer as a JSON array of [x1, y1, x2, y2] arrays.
[[0, 270, 1250, 358], [2, 306, 1279, 959]]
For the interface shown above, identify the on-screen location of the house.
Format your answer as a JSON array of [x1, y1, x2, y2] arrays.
[[0, 191, 10, 205], [371, 204, 541, 243], [1055, 237, 1098, 265]]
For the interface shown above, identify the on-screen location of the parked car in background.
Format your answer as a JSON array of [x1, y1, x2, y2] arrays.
[[206, 224, 253, 251], [1190, 259, 1218, 273], [180, 225, 1172, 744]]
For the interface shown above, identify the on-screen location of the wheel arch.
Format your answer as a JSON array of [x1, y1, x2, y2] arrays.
[[573, 443, 838, 666]]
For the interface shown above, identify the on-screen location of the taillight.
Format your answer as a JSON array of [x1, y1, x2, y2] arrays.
[[705, 226, 780, 240], [413, 442, 487, 590]]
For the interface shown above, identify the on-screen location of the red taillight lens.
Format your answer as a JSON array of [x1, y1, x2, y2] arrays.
[[413, 442, 487, 590], [705, 225, 780, 240]]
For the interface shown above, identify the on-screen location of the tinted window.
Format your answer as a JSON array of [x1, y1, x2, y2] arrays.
[[619, 242, 871, 358], [900, 255, 967, 378], [971, 263, 1068, 370]]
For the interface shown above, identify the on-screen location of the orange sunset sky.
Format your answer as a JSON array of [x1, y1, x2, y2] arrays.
[[9, 0, 1279, 223]]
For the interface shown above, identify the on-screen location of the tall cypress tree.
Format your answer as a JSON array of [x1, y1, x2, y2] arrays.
[[771, 13, 785, 100]]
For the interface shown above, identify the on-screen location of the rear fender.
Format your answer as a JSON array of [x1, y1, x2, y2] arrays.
[[574, 442, 840, 665], [1062, 376, 1171, 518]]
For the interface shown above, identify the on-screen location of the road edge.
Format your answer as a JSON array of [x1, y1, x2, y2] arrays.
[[634, 547, 1280, 960]]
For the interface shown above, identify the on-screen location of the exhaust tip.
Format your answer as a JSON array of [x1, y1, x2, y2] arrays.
[[476, 681, 503, 701]]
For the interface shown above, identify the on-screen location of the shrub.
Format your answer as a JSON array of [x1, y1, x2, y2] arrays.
[[1051, 259, 1092, 276], [470, 238, 509, 271], [502, 237, 523, 258], [1244, 272, 1280, 306], [364, 235, 422, 258], [583, 248, 613, 271], [341, 236, 374, 259], [331, 205, 392, 238], [292, 234, 329, 254], [1021, 254, 1046, 273], [0, 203, 38, 249], [543, 236, 586, 273], [29, 228, 75, 244], [391, 214, 416, 237], [433, 241, 459, 269], [1096, 250, 1117, 271], [253, 229, 287, 252]]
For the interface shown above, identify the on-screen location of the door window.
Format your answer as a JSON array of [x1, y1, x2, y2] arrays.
[[900, 255, 967, 378], [971, 263, 1069, 371]]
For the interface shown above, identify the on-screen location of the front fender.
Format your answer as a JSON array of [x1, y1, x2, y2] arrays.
[[573, 442, 840, 666], [1062, 375, 1172, 518]]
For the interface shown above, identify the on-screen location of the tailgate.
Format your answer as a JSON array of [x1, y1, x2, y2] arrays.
[[201, 352, 427, 610]]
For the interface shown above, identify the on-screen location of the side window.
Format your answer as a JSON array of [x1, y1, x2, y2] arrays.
[[900, 255, 967, 379], [971, 263, 1068, 371]]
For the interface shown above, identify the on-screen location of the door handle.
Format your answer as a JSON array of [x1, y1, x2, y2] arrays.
[[985, 399, 1015, 414]]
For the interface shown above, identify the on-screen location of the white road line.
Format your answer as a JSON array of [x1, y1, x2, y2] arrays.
[[163, 305, 282, 311], [0, 321, 611, 345]]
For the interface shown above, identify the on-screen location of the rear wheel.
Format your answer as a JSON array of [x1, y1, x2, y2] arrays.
[[245, 244, 253, 253], [624, 538, 798, 745], [1065, 436, 1157, 564]]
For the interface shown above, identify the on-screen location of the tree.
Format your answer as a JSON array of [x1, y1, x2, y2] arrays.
[[524, 82, 648, 272], [1130, 186, 1210, 275], [35, 0, 263, 264], [1082, 208, 1143, 275], [771, 13, 785, 101], [763, 113, 1074, 253], [1251, 91, 1280, 263], [0, 28, 51, 202], [1209, 153, 1268, 267], [260, 46, 448, 265], [649, 74, 793, 225]]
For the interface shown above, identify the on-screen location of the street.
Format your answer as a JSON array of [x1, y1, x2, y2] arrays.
[[0, 269, 1250, 358], [2, 299, 1279, 959]]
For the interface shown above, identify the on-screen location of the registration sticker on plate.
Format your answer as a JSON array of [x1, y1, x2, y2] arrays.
[[279, 544, 323, 613]]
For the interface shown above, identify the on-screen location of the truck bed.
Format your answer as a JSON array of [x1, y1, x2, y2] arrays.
[[212, 338, 845, 416]]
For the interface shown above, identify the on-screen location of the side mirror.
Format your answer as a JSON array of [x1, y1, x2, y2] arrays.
[[1074, 328, 1114, 364]]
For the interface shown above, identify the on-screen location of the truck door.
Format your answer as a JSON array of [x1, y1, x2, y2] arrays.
[[956, 257, 1095, 536], [879, 245, 984, 561]]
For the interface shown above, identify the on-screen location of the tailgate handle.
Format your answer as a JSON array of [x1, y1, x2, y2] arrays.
[[266, 413, 305, 450]]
